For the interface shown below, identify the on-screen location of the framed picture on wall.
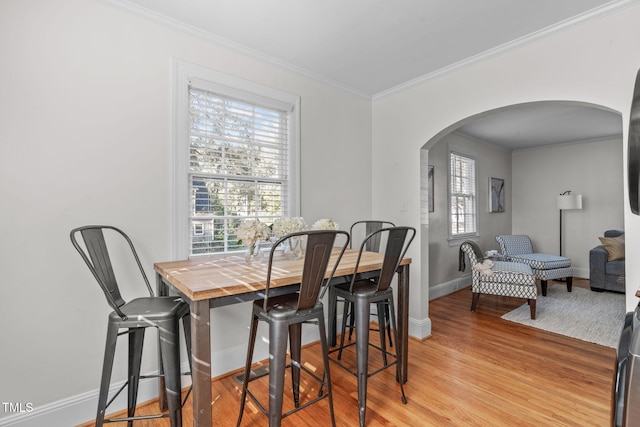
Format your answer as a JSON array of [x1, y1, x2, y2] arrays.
[[428, 165, 434, 212], [490, 177, 505, 213]]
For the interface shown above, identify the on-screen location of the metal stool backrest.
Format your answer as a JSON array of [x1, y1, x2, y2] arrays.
[[70, 225, 153, 320], [349, 220, 395, 252], [349, 226, 415, 293], [264, 230, 350, 312]]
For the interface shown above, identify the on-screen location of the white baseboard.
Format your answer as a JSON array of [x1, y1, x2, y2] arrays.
[[0, 362, 196, 427], [429, 275, 471, 300], [408, 316, 432, 339], [0, 388, 101, 427], [574, 267, 588, 280]]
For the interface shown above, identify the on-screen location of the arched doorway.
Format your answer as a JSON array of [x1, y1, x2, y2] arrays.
[[420, 101, 623, 300]]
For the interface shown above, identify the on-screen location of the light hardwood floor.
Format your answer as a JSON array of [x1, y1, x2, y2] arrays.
[[79, 278, 616, 426]]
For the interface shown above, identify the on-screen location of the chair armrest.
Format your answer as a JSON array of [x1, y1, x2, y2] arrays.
[[590, 245, 608, 261], [589, 245, 608, 285]]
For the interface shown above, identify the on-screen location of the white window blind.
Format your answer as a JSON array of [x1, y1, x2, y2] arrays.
[[188, 86, 290, 255], [449, 151, 477, 237]]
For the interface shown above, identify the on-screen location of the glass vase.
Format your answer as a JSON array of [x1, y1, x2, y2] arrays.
[[244, 241, 263, 265], [283, 236, 303, 260]]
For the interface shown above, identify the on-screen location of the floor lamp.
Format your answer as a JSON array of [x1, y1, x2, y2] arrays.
[[557, 191, 583, 257]]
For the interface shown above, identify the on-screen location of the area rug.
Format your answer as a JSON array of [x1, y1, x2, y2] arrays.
[[501, 285, 626, 348]]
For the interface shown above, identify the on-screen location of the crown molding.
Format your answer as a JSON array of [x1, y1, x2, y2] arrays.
[[373, 0, 640, 100], [100, 0, 372, 99], [102, 0, 640, 101]]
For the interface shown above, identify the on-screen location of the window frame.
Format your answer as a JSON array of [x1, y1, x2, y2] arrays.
[[172, 60, 301, 259], [448, 147, 478, 241]]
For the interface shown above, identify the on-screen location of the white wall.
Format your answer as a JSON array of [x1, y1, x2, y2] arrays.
[[372, 2, 640, 339], [513, 137, 624, 277], [0, 0, 372, 424]]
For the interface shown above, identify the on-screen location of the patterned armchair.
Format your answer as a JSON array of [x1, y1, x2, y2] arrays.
[[460, 241, 537, 319], [495, 235, 573, 296]]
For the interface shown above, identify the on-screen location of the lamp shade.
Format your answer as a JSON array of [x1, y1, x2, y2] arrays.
[[557, 193, 583, 210]]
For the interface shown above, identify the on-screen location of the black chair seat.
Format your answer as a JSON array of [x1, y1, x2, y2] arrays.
[[335, 279, 390, 296], [255, 294, 322, 319], [110, 297, 188, 323]]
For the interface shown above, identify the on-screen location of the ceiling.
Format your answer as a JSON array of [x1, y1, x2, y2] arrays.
[[117, 0, 629, 149], [455, 102, 623, 150]]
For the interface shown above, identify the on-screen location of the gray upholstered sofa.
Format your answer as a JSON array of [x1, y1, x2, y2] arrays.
[[589, 229, 625, 293]]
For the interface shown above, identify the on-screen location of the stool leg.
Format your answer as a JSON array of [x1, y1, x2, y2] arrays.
[[317, 313, 336, 427], [328, 286, 337, 347], [348, 301, 356, 341], [376, 302, 388, 365], [269, 320, 289, 427], [337, 299, 350, 360], [566, 276, 573, 292], [237, 313, 259, 427], [354, 297, 370, 427], [159, 320, 182, 427], [289, 322, 302, 407], [385, 304, 393, 348], [96, 322, 119, 427], [127, 328, 145, 427]]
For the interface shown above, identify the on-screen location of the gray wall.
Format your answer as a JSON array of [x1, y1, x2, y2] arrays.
[[428, 132, 512, 298], [512, 137, 624, 276]]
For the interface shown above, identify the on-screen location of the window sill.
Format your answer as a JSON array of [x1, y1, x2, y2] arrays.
[[447, 234, 479, 247]]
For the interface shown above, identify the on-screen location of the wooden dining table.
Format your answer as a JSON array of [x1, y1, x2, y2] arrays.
[[154, 248, 411, 426]]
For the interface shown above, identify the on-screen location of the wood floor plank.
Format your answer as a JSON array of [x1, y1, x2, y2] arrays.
[[78, 279, 616, 426]]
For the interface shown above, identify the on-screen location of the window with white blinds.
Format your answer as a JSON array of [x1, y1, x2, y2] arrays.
[[188, 87, 291, 255], [449, 151, 477, 237]]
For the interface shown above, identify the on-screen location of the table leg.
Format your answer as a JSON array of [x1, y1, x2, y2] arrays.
[[156, 274, 168, 411], [396, 264, 409, 384], [191, 300, 212, 427]]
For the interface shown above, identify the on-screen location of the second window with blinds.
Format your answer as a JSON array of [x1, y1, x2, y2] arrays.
[[449, 150, 477, 239]]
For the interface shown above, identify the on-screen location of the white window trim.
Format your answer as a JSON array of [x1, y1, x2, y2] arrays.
[[447, 146, 478, 242], [172, 60, 301, 259]]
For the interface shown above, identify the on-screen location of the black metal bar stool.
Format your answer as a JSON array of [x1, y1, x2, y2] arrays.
[[237, 229, 349, 427], [340, 220, 396, 347], [329, 226, 415, 427], [70, 225, 192, 427]]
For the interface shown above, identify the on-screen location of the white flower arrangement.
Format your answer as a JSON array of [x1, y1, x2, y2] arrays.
[[311, 218, 340, 230], [236, 220, 271, 247], [272, 217, 307, 237]]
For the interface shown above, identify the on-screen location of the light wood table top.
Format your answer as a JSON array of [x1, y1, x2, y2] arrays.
[[154, 248, 411, 302]]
